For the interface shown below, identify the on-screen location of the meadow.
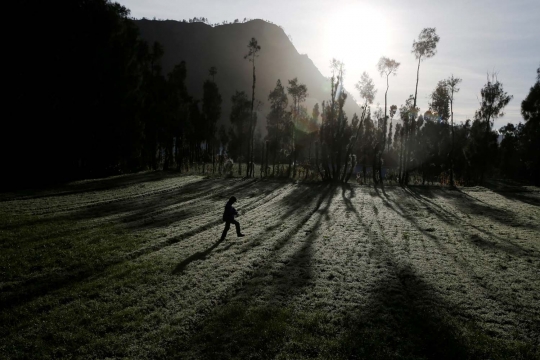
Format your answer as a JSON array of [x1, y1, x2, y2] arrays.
[[1, 172, 539, 359]]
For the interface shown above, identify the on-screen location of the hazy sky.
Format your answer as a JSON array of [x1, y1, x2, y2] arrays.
[[117, 0, 539, 129]]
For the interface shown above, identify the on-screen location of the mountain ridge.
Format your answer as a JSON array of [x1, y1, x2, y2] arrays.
[[135, 19, 363, 133]]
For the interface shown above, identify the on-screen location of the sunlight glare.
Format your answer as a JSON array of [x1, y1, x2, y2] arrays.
[[322, 4, 390, 78]]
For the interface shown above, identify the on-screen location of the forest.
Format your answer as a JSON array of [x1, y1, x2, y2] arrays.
[[5, 0, 539, 190]]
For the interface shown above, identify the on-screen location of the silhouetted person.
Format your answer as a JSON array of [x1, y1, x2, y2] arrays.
[[221, 196, 245, 240]]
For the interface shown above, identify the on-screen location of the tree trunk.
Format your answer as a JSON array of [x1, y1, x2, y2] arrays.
[[345, 155, 356, 183], [265, 141, 269, 177], [363, 154, 367, 184], [316, 141, 323, 179], [450, 96, 454, 186], [372, 151, 378, 185], [238, 139, 242, 176], [273, 142, 277, 176], [292, 103, 297, 179], [404, 57, 422, 185], [380, 75, 389, 185]]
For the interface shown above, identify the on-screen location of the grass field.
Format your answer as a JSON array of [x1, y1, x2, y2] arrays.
[[1, 172, 539, 359]]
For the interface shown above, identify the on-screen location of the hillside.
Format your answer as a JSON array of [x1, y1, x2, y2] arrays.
[[135, 19, 363, 133]]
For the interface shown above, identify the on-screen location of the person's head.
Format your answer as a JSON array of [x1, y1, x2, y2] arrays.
[[228, 196, 237, 204]]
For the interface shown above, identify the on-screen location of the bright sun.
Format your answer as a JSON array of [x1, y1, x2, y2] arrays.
[[322, 4, 390, 77]]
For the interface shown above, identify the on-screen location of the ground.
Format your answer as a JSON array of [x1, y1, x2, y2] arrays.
[[1, 172, 539, 359]]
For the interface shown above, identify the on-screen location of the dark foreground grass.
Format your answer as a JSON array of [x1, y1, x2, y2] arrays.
[[176, 303, 537, 360], [0, 212, 145, 308]]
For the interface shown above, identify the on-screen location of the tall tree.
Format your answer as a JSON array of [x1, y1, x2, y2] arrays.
[[498, 123, 524, 179], [312, 103, 320, 123], [376, 57, 400, 184], [520, 67, 540, 184], [142, 42, 167, 170], [445, 75, 462, 186], [244, 37, 261, 177], [387, 105, 397, 151], [202, 67, 222, 173], [287, 78, 308, 178], [476, 73, 513, 136], [398, 95, 419, 182], [475, 73, 512, 182], [464, 118, 498, 183], [326, 60, 350, 181], [168, 61, 190, 172], [340, 72, 376, 182], [229, 91, 251, 175], [404, 27, 440, 184], [266, 79, 289, 175], [429, 80, 450, 122], [218, 124, 229, 173]]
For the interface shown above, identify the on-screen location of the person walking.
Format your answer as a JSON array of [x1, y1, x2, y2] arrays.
[[221, 196, 245, 240]]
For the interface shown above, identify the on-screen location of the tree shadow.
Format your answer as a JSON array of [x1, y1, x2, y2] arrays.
[[450, 187, 539, 231], [483, 182, 540, 208], [72, 178, 260, 229], [161, 183, 537, 359], [339, 264, 495, 359], [0, 180, 289, 310], [170, 217, 535, 359], [278, 182, 329, 220], [172, 237, 228, 275], [252, 186, 335, 303], [0, 170, 177, 202], [238, 184, 334, 253], [373, 187, 538, 261], [341, 183, 356, 212], [369, 186, 540, 331]]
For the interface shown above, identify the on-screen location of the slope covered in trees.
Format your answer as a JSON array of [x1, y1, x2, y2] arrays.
[[134, 18, 363, 130]]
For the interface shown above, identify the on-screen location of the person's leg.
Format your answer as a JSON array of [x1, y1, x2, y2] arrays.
[[232, 220, 243, 236], [221, 222, 231, 240]]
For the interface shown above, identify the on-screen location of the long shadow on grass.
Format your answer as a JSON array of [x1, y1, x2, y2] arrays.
[[277, 182, 331, 221], [72, 178, 260, 230], [172, 237, 227, 274], [170, 183, 332, 280], [412, 186, 539, 252], [163, 184, 538, 359], [0, 170, 178, 202], [483, 181, 540, 208], [249, 183, 330, 237], [0, 182, 288, 310], [411, 185, 539, 231], [0, 177, 228, 233], [371, 186, 540, 335], [337, 264, 527, 359], [224, 185, 335, 308], [378, 186, 538, 259], [450, 188, 539, 230], [173, 227, 537, 359], [120, 179, 284, 230]]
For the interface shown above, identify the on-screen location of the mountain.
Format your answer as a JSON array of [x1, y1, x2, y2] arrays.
[[135, 19, 363, 133]]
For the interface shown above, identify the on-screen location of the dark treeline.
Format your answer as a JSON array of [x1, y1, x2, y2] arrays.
[[261, 62, 539, 187], [6, 2, 539, 189], [7, 0, 226, 188]]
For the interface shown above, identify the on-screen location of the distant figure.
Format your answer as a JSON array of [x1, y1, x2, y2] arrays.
[[221, 196, 245, 240]]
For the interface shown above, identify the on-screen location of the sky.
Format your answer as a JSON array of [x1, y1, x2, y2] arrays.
[[116, 0, 539, 129]]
